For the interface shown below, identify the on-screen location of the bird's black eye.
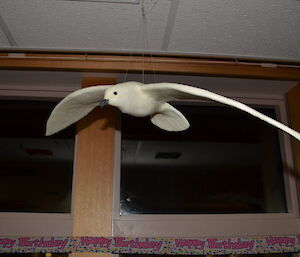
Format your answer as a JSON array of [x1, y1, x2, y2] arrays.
[[114, 91, 118, 95]]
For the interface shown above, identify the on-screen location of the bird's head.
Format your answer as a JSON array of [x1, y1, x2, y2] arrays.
[[99, 81, 142, 110]]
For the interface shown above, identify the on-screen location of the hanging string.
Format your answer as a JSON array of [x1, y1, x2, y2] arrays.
[[123, 7, 144, 82], [142, 0, 157, 83], [144, 0, 159, 16], [123, 0, 159, 83], [141, 0, 146, 84]]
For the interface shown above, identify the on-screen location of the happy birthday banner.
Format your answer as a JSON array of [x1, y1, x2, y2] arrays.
[[0, 235, 299, 254]]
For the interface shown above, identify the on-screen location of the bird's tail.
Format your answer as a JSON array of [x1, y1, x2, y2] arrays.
[[198, 88, 300, 141]]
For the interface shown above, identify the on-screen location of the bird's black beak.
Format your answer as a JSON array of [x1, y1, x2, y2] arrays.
[[99, 99, 109, 108]]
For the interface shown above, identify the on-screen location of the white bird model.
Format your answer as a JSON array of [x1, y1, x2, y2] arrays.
[[46, 81, 300, 141]]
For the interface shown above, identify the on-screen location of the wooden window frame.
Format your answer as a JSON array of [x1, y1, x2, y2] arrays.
[[0, 53, 300, 81]]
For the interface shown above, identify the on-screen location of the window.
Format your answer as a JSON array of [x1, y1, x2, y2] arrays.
[[0, 100, 75, 213], [0, 99, 75, 236], [120, 105, 286, 215], [113, 98, 299, 237]]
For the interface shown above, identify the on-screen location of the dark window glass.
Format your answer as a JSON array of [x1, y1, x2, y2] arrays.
[[120, 104, 287, 214], [0, 100, 75, 213]]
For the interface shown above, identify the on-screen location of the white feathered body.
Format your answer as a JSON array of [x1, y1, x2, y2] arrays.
[[105, 82, 162, 117]]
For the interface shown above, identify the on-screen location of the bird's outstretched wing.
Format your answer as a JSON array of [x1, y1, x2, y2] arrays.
[[144, 83, 300, 141], [46, 85, 111, 136], [150, 103, 190, 131]]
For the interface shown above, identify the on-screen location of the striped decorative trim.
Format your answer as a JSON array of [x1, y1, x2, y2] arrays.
[[0, 235, 299, 254]]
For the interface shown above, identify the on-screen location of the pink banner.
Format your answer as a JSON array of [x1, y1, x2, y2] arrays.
[[0, 235, 299, 254]]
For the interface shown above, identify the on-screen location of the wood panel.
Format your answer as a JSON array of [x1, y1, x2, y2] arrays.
[[0, 53, 299, 80], [287, 83, 300, 197], [72, 77, 117, 257]]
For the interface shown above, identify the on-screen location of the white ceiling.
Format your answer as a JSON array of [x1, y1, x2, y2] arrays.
[[0, 0, 299, 62], [0, 27, 9, 45]]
